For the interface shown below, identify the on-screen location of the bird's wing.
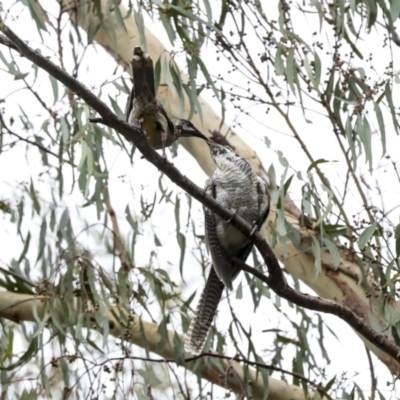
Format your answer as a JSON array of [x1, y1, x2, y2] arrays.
[[229, 179, 270, 279], [156, 99, 175, 135], [204, 179, 236, 291]]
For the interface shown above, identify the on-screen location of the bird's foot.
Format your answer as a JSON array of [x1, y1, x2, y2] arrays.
[[226, 209, 238, 224]]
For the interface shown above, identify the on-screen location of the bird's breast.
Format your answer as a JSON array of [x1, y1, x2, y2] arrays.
[[212, 173, 260, 254]]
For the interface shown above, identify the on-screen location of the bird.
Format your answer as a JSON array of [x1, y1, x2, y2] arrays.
[[185, 142, 270, 355], [125, 46, 208, 156]]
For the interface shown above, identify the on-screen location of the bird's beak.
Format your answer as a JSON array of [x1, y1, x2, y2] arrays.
[[175, 119, 210, 142]]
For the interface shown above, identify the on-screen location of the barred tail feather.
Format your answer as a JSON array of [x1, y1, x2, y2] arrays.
[[185, 268, 224, 355]]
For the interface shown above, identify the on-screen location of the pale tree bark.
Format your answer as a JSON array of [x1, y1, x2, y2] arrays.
[[0, 291, 337, 400], [46, 0, 400, 376]]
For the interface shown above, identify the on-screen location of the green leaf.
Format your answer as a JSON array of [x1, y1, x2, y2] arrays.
[[307, 159, 329, 172], [317, 224, 348, 237], [168, 4, 215, 31], [311, 237, 322, 273], [108, 95, 124, 119], [18, 232, 31, 263], [303, 54, 316, 89], [277, 150, 288, 168], [133, 7, 147, 48], [286, 48, 296, 94], [177, 232, 186, 278], [14, 72, 29, 80], [78, 140, 89, 171], [159, 12, 177, 45], [385, 82, 399, 135], [323, 238, 341, 268], [374, 103, 386, 156], [154, 56, 161, 93], [274, 46, 285, 76], [314, 51, 321, 88], [0, 337, 39, 371], [49, 75, 59, 105], [365, 0, 378, 28], [162, 57, 176, 99], [36, 219, 47, 262], [357, 116, 372, 171], [111, 0, 126, 30], [236, 281, 243, 299], [358, 223, 377, 250], [333, 80, 345, 133], [22, 0, 47, 32], [60, 117, 70, 144], [282, 174, 294, 196], [324, 375, 336, 392], [29, 179, 41, 215], [345, 117, 357, 169], [196, 55, 220, 105], [395, 224, 400, 259], [174, 197, 186, 277], [185, 57, 203, 122], [343, 28, 363, 59]]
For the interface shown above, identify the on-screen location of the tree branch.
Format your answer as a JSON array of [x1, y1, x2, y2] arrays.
[[0, 34, 18, 51]]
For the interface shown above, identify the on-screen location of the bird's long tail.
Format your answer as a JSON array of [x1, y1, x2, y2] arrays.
[[185, 267, 224, 355]]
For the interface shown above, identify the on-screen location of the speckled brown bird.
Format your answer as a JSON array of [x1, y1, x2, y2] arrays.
[[125, 46, 208, 156]]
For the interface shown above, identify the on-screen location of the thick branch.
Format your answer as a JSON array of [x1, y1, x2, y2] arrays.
[[0, 34, 18, 51], [1, 20, 400, 367]]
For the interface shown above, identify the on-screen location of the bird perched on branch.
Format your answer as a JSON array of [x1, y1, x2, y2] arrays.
[[185, 142, 270, 355], [125, 46, 208, 156]]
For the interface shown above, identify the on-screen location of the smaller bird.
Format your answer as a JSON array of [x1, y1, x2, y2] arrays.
[[185, 142, 270, 355], [125, 46, 208, 156]]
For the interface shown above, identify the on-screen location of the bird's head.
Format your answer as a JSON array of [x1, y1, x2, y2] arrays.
[[207, 142, 253, 175], [207, 142, 238, 169]]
